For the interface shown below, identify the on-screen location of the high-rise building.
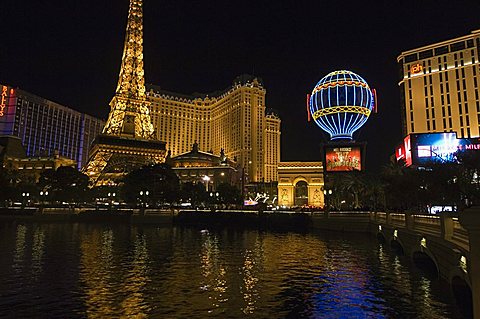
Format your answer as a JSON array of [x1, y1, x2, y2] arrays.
[[147, 75, 281, 182], [0, 84, 104, 169], [397, 29, 480, 138]]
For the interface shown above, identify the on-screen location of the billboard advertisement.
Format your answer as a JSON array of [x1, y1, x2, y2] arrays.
[[325, 146, 362, 172], [412, 132, 479, 165], [395, 132, 480, 166]]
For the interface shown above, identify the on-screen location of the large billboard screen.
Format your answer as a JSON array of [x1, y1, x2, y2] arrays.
[[412, 133, 479, 165], [325, 146, 362, 172], [396, 133, 480, 166]]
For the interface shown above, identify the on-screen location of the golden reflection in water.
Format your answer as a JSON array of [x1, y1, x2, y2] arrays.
[[241, 250, 259, 314], [80, 229, 117, 318], [392, 255, 401, 277], [240, 233, 264, 314], [377, 245, 411, 298], [120, 233, 150, 318], [419, 277, 432, 309], [12, 224, 27, 272], [199, 233, 228, 313], [31, 227, 45, 279]]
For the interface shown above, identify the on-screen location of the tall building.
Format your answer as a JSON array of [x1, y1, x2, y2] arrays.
[[83, 0, 166, 186], [0, 84, 104, 169], [147, 75, 281, 182], [397, 29, 480, 138]]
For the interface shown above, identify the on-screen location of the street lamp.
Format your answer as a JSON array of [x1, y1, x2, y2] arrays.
[[21, 192, 30, 207], [323, 189, 333, 211], [202, 175, 211, 191], [107, 192, 116, 206], [39, 190, 48, 204], [138, 190, 150, 214], [139, 190, 149, 204]]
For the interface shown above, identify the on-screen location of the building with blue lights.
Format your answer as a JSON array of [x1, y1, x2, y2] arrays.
[[309, 70, 375, 140], [0, 84, 104, 169]]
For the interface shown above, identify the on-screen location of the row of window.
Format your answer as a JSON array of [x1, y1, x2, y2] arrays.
[[403, 38, 477, 63]]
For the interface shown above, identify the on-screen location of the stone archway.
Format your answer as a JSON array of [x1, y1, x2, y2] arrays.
[[294, 180, 308, 206], [277, 162, 324, 208]]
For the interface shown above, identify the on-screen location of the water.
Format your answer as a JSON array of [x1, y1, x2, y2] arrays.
[[0, 222, 466, 318]]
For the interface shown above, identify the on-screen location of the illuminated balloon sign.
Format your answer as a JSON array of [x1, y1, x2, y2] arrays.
[[309, 70, 375, 140]]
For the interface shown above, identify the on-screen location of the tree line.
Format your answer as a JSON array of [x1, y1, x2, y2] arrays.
[[325, 150, 480, 213], [0, 163, 242, 207]]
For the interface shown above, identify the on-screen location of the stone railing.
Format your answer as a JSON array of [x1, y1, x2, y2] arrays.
[[372, 212, 469, 251]]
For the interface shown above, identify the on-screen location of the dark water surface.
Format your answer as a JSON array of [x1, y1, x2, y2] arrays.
[[0, 222, 466, 318]]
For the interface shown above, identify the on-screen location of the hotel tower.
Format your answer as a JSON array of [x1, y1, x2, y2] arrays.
[[147, 75, 281, 183], [398, 30, 480, 138]]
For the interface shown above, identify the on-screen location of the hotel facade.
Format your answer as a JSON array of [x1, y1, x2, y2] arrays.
[[146, 75, 281, 182], [0, 84, 104, 169], [397, 30, 480, 138]]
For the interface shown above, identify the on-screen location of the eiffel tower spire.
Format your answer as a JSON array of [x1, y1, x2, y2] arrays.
[[102, 0, 154, 139], [83, 0, 166, 186]]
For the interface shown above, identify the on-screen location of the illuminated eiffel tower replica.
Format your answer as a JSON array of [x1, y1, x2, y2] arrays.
[[83, 0, 166, 186]]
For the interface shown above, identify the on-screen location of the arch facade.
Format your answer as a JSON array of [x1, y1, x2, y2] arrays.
[[277, 162, 324, 207]]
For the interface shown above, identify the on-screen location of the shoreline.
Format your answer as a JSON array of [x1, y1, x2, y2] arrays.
[[0, 208, 373, 232]]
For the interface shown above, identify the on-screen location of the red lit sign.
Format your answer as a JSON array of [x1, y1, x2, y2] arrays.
[[410, 63, 423, 75], [0, 86, 7, 117], [404, 135, 412, 166], [325, 146, 362, 172], [395, 143, 405, 162]]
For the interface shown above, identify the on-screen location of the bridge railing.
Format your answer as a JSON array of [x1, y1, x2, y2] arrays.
[[372, 212, 469, 251], [412, 214, 442, 236], [389, 213, 406, 227], [452, 217, 469, 248]]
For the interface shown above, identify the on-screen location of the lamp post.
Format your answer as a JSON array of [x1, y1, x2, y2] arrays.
[[107, 192, 116, 208], [21, 192, 30, 208], [323, 189, 333, 211], [139, 190, 149, 215], [39, 191, 48, 213], [202, 175, 211, 192], [209, 191, 220, 209]]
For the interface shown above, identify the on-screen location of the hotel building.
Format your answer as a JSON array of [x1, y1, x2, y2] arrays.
[[397, 29, 480, 138], [0, 84, 104, 169], [146, 75, 281, 182]]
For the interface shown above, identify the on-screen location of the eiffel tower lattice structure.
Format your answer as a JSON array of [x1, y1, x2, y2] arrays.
[[83, 0, 166, 186]]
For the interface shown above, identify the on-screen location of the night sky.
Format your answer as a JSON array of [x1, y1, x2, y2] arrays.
[[1, 0, 479, 170]]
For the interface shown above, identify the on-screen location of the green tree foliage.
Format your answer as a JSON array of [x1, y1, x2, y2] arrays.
[[381, 152, 479, 213], [327, 172, 385, 211], [179, 182, 207, 206], [324, 150, 480, 213], [216, 182, 242, 205], [0, 167, 16, 204], [37, 166, 89, 203], [90, 185, 120, 202], [121, 163, 180, 205], [455, 150, 480, 207]]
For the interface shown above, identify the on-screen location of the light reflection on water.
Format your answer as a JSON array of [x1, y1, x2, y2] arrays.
[[0, 222, 465, 318]]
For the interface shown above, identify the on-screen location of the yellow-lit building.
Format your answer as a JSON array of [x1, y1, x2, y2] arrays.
[[146, 75, 281, 182], [397, 29, 480, 138], [168, 142, 241, 190], [0, 136, 76, 182], [277, 162, 324, 208]]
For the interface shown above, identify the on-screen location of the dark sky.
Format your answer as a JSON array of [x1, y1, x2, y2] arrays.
[[1, 0, 480, 170]]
